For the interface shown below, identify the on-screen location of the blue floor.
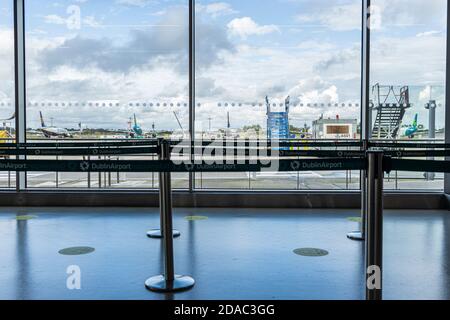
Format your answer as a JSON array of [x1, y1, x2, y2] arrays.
[[0, 207, 449, 300]]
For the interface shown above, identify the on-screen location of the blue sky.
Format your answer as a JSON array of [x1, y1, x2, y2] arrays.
[[0, 0, 447, 131]]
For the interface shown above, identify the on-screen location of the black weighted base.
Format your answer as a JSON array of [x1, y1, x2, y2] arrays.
[[147, 229, 181, 239], [145, 275, 195, 293], [347, 231, 364, 241]]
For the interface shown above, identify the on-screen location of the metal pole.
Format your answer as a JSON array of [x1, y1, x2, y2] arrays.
[[56, 155, 59, 188], [161, 140, 175, 281], [395, 170, 398, 190], [346, 170, 349, 189], [98, 156, 101, 188], [366, 151, 383, 300], [87, 155, 91, 188], [425, 100, 436, 181], [445, 0, 450, 195], [348, 0, 370, 241], [104, 157, 107, 187], [117, 157, 120, 184], [152, 154, 155, 189], [188, 0, 195, 193], [147, 139, 181, 239], [145, 139, 195, 293], [108, 157, 112, 187], [14, 0, 27, 191]]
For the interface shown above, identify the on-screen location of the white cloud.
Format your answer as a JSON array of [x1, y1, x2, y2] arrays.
[[196, 2, 237, 18], [44, 14, 67, 25], [416, 30, 441, 37], [44, 13, 102, 28], [371, 34, 446, 85], [376, 0, 446, 27], [295, 2, 361, 31], [419, 86, 433, 101], [115, 0, 153, 8], [227, 17, 280, 39], [82, 16, 102, 28], [294, 0, 446, 31], [0, 28, 15, 102]]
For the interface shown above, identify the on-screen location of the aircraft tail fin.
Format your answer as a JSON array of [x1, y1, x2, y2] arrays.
[[39, 111, 46, 128], [265, 96, 270, 114], [413, 113, 418, 127]]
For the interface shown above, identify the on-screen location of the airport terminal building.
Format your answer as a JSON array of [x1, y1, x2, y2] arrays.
[[312, 116, 359, 140]]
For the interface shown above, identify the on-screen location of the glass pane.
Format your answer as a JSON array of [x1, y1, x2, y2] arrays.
[[370, 0, 447, 190], [195, 0, 362, 190], [0, 0, 15, 189], [24, 0, 189, 189]]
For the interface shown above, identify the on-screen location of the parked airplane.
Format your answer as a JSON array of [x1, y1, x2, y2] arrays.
[[0, 113, 15, 143], [39, 111, 72, 138], [127, 114, 143, 138], [405, 114, 418, 138]]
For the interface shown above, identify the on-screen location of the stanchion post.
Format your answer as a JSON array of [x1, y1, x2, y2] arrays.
[[87, 155, 91, 189], [145, 139, 195, 293], [347, 139, 368, 241], [147, 138, 181, 239], [365, 151, 384, 300]]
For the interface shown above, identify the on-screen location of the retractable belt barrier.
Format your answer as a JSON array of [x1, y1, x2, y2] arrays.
[[0, 146, 449, 158], [0, 140, 362, 148], [0, 140, 159, 148], [369, 142, 450, 149], [0, 158, 366, 172], [1, 140, 448, 150], [0, 147, 159, 156], [1, 157, 448, 173], [279, 149, 450, 158]]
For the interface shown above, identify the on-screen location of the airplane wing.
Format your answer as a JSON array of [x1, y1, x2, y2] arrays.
[[0, 112, 15, 121]]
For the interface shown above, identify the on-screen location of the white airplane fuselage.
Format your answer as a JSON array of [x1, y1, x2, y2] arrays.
[[40, 127, 72, 138]]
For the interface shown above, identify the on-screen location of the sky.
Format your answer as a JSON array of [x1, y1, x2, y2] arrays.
[[0, 0, 447, 131]]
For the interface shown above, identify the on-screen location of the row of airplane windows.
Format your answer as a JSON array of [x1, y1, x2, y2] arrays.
[[0, 102, 362, 108]]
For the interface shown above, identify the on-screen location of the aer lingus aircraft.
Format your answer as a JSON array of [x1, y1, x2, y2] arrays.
[[127, 114, 143, 138], [405, 113, 419, 139]]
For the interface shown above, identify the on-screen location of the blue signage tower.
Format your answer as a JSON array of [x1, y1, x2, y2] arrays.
[[266, 96, 290, 140]]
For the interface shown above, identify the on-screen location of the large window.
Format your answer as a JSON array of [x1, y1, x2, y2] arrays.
[[0, 0, 15, 189], [24, 0, 189, 189], [194, 0, 362, 190], [0, 0, 447, 192], [371, 0, 447, 190]]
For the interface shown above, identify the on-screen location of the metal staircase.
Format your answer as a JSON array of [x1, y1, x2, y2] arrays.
[[371, 84, 411, 139]]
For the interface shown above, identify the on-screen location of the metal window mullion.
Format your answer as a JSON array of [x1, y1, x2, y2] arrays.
[[348, 0, 370, 241], [361, 0, 371, 144], [361, 0, 371, 226], [14, 0, 26, 191], [189, 0, 195, 192], [445, 0, 450, 194]]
